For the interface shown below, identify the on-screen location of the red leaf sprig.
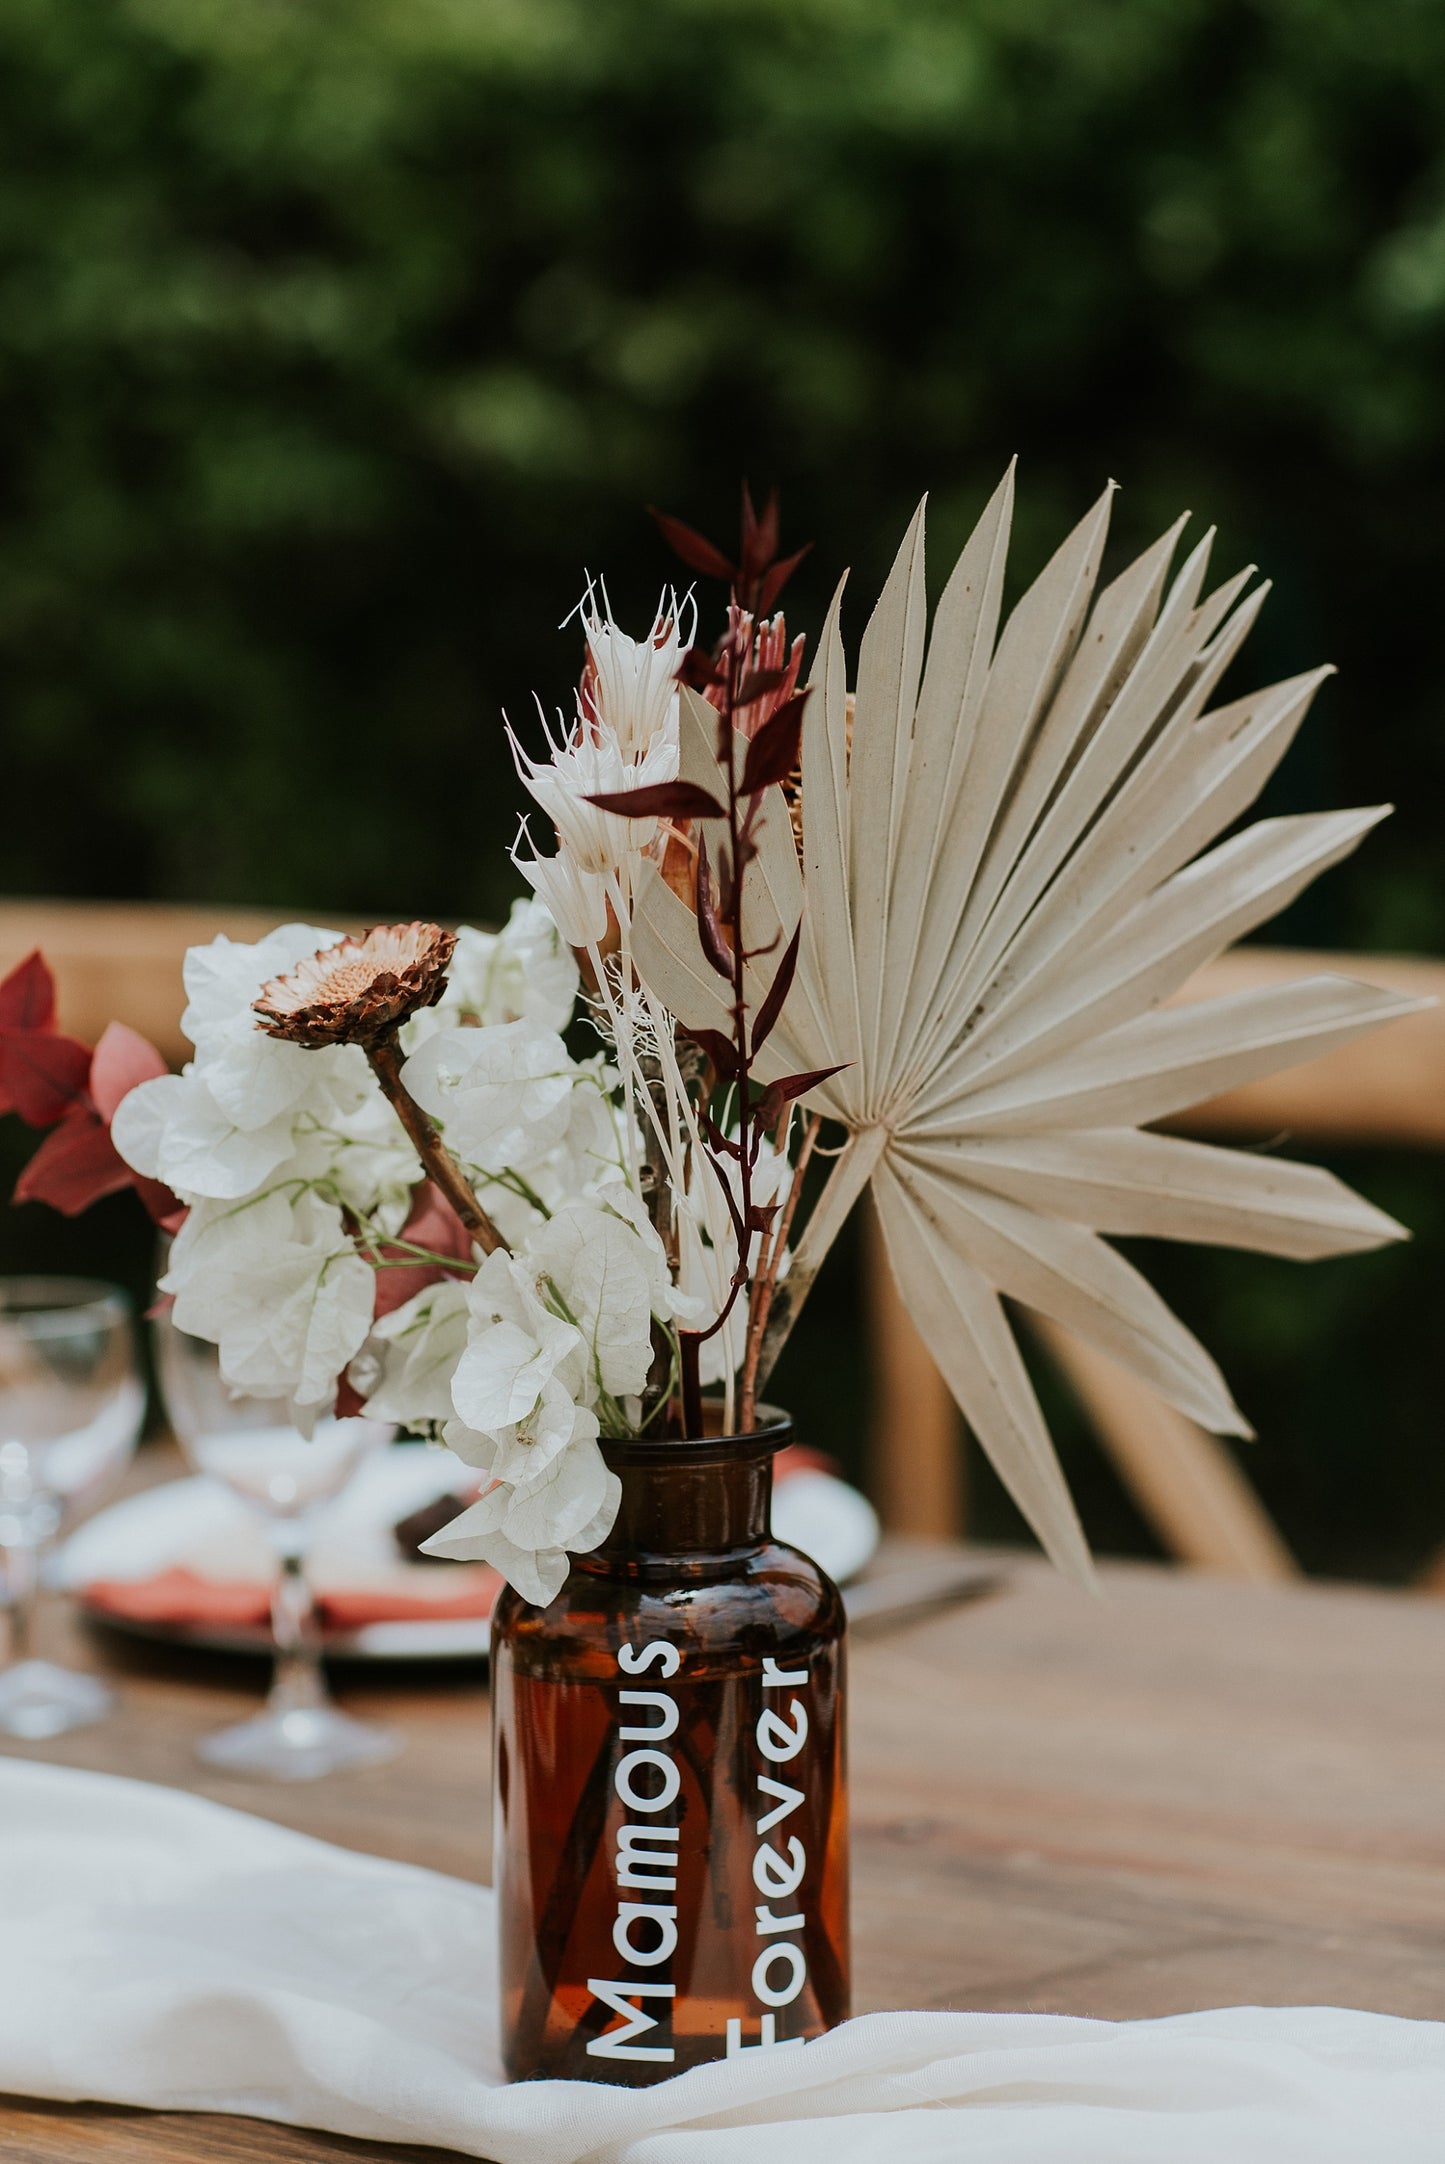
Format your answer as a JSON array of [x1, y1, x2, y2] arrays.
[[614, 487, 839, 1434], [0, 952, 183, 1227], [650, 489, 814, 620]]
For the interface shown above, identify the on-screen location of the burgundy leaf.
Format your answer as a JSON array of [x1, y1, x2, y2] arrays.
[[737, 667, 789, 705], [0, 1028, 93, 1127], [0, 951, 56, 1033], [682, 1026, 741, 1082], [714, 842, 736, 918], [702, 1152, 747, 1245], [760, 544, 813, 614], [648, 508, 736, 584], [13, 1111, 131, 1215], [751, 920, 801, 1053], [585, 781, 726, 822], [720, 1185, 747, 1244], [677, 646, 723, 691], [754, 1062, 848, 1130], [739, 485, 780, 585], [694, 837, 734, 982], [701, 1112, 742, 1161], [745, 1201, 779, 1235], [90, 1021, 169, 1122], [770, 1062, 848, 1105], [740, 691, 809, 795]]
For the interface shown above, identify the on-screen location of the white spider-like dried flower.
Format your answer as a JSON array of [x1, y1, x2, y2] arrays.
[[633, 469, 1422, 1575]]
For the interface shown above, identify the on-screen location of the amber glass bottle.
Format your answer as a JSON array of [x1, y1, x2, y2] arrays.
[[491, 1411, 849, 2084]]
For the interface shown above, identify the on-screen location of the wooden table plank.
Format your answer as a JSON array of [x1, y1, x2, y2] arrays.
[[3, 1541, 1444, 2157], [850, 1553, 1445, 2023], [0, 2095, 453, 2163]]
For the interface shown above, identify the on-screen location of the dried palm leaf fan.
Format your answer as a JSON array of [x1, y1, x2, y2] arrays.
[[633, 467, 1421, 1575]]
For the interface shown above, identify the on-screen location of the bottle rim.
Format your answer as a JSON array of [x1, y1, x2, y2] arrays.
[[601, 1402, 792, 1467]]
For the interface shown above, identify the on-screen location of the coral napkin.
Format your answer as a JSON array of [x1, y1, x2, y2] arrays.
[[1, 1758, 1441, 2162], [81, 1563, 502, 1630], [61, 1444, 861, 1635]]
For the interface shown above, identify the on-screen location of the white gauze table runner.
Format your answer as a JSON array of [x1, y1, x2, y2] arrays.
[[2, 1757, 1441, 2163]]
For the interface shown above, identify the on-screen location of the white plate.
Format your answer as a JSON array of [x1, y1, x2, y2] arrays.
[[59, 1446, 880, 1666]]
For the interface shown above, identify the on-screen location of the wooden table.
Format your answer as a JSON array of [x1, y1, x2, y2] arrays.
[[3, 1547, 1444, 2160]]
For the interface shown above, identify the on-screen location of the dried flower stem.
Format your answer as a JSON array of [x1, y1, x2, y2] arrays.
[[366, 1035, 509, 1255], [739, 1110, 821, 1428], [638, 489, 817, 1436], [678, 612, 764, 1430]]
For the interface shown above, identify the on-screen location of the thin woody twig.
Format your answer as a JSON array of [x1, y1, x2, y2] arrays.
[[366, 1035, 509, 1255], [646, 494, 816, 1437], [739, 1110, 821, 1428]]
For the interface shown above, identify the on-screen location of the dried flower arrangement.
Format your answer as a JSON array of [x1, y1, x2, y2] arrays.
[[7, 473, 1420, 1598]]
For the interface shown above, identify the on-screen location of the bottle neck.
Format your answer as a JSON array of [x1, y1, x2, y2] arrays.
[[584, 1428, 787, 1573]]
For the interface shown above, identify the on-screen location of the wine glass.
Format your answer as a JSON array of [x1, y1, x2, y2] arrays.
[[153, 1308, 400, 1781], [0, 1278, 144, 1739]]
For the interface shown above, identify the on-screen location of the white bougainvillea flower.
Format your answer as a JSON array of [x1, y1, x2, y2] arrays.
[[290, 1077, 420, 1232], [526, 1194, 678, 1403], [113, 1070, 303, 1202], [441, 1525, 567, 1607], [181, 923, 344, 1129], [466, 1173, 556, 1251], [114, 924, 377, 1202], [402, 1018, 580, 1173], [443, 1377, 597, 1488], [499, 1426, 612, 1550], [255, 921, 457, 1049], [634, 473, 1419, 1576], [421, 1420, 619, 1606], [362, 1280, 473, 1428], [181, 922, 343, 1056], [162, 1187, 375, 1426], [109, 904, 634, 1604], [421, 898, 578, 1037], [551, 1062, 629, 1198], [202, 1027, 323, 1136], [451, 1247, 584, 1430]]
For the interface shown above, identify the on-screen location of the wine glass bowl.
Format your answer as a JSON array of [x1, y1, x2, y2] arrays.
[[0, 1278, 144, 1739], [152, 1307, 400, 1781]]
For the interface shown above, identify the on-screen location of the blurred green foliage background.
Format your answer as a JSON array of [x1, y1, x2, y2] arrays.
[[2, 0, 1443, 1575]]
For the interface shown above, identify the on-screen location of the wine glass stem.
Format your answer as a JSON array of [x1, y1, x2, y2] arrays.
[[268, 1548, 329, 1715], [1, 1536, 38, 1664], [0, 1443, 51, 1668]]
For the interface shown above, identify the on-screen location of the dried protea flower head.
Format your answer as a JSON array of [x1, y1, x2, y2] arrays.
[[254, 922, 457, 1049]]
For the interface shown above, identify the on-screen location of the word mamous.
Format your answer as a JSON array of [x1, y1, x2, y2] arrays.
[[587, 1637, 682, 2063]]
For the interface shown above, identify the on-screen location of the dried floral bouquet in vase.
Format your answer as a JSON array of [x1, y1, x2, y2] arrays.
[[11, 473, 1417, 2083]]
